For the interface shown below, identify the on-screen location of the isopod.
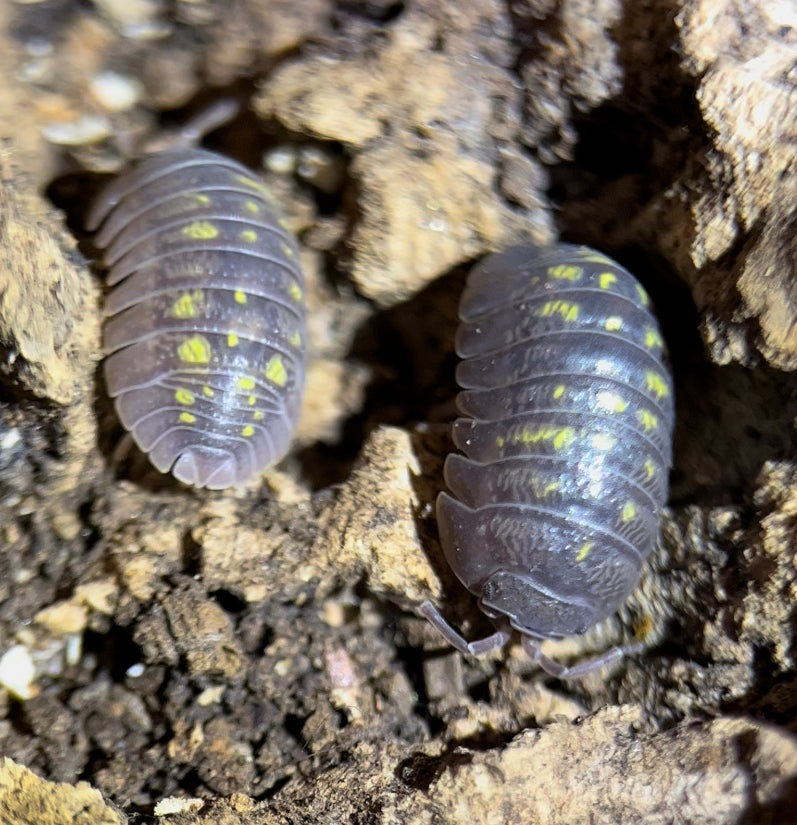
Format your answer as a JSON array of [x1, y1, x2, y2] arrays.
[[422, 243, 674, 677], [88, 104, 307, 489]]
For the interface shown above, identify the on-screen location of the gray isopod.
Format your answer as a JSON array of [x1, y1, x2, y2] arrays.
[[88, 105, 306, 489], [422, 243, 674, 677]]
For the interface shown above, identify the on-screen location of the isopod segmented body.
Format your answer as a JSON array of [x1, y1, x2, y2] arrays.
[[422, 243, 674, 676], [88, 147, 307, 489]]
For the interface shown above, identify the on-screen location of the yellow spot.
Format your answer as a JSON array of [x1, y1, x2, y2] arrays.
[[512, 425, 575, 452], [528, 477, 562, 498], [239, 229, 258, 243], [289, 283, 303, 303], [621, 502, 637, 522], [203, 386, 214, 398], [281, 243, 295, 259], [604, 316, 623, 332], [289, 331, 302, 348], [241, 425, 255, 438], [177, 335, 212, 364], [644, 458, 657, 479], [182, 220, 219, 240], [496, 435, 505, 448], [244, 200, 260, 213], [236, 376, 256, 391], [644, 328, 663, 349], [553, 428, 574, 451], [591, 432, 616, 451], [264, 355, 287, 387], [227, 332, 239, 348], [637, 409, 658, 432], [553, 385, 566, 399], [193, 193, 210, 205], [645, 371, 669, 400], [179, 412, 196, 424], [236, 174, 263, 190], [596, 391, 628, 413], [575, 542, 593, 562], [247, 395, 257, 406], [278, 217, 292, 230], [174, 388, 195, 405], [636, 284, 650, 306], [234, 289, 247, 304], [170, 290, 203, 319], [253, 411, 265, 422], [599, 272, 616, 290], [578, 248, 615, 266], [547, 264, 583, 281], [539, 300, 579, 323]]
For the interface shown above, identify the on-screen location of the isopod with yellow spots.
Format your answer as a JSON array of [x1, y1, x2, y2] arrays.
[[88, 146, 306, 489], [421, 243, 674, 678]]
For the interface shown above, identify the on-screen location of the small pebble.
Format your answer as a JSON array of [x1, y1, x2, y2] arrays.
[[41, 114, 111, 146], [0, 645, 36, 700], [90, 71, 143, 112], [263, 145, 297, 175]]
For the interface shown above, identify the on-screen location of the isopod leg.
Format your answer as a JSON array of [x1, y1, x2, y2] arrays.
[[420, 601, 511, 656], [522, 636, 647, 679], [177, 100, 240, 147], [144, 100, 241, 154]]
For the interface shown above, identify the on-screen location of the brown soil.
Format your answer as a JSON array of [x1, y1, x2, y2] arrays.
[[1, 0, 797, 823]]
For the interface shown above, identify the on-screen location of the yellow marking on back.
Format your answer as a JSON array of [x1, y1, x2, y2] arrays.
[[236, 376, 256, 391], [578, 248, 615, 266], [644, 328, 663, 349], [244, 200, 260, 214], [645, 371, 669, 399], [599, 272, 616, 290], [528, 477, 562, 498], [539, 300, 579, 323], [193, 193, 211, 206], [241, 425, 255, 438], [512, 425, 575, 452], [496, 435, 505, 448], [236, 174, 263, 190], [644, 458, 656, 479], [182, 220, 219, 240], [596, 391, 628, 413], [281, 242, 295, 259], [604, 316, 623, 332], [234, 289, 247, 304], [288, 331, 302, 348], [253, 410, 264, 421], [548, 264, 582, 281], [637, 409, 659, 431], [635, 284, 650, 306], [175, 388, 195, 405], [289, 283, 303, 303], [621, 501, 637, 522], [239, 229, 258, 243], [278, 217, 292, 230], [177, 335, 212, 364], [575, 541, 593, 562], [553, 385, 566, 400], [170, 290, 203, 319], [264, 355, 287, 387], [591, 432, 616, 451], [203, 386, 214, 398], [247, 395, 257, 406], [179, 412, 196, 424], [227, 333, 239, 348]]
